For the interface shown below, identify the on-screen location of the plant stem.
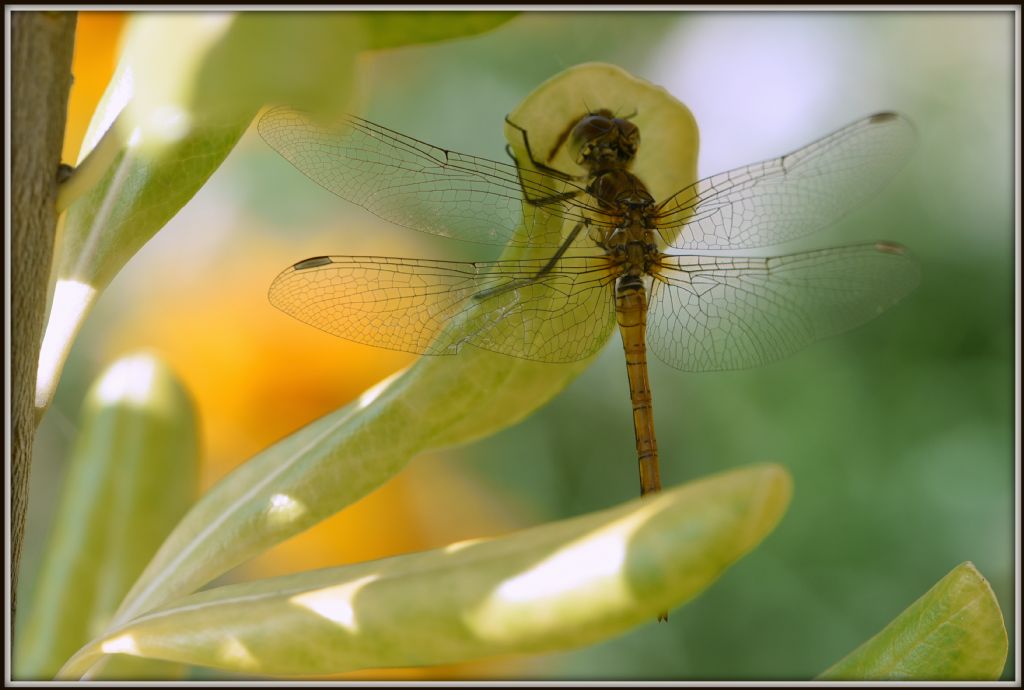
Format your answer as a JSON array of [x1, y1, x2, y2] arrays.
[[55, 110, 125, 213], [11, 10, 77, 632]]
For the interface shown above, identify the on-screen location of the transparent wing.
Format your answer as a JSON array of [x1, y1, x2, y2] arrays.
[[648, 242, 920, 371], [258, 107, 601, 247], [268, 255, 619, 362], [656, 113, 916, 250]]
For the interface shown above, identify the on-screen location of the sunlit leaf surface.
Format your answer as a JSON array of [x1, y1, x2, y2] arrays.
[[59, 465, 790, 678], [15, 353, 198, 680], [818, 562, 1008, 680]]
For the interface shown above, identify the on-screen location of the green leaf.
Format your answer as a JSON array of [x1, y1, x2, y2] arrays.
[[362, 11, 518, 49], [503, 62, 699, 226], [100, 63, 699, 630], [818, 561, 1008, 680], [39, 117, 248, 414], [58, 465, 791, 678], [15, 352, 199, 680], [38, 11, 517, 415]]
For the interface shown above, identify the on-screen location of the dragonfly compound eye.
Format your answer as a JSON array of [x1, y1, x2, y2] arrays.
[[619, 119, 641, 151], [568, 109, 642, 169]]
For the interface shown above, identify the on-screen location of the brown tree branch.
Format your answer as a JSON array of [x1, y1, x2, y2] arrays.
[[11, 10, 77, 627]]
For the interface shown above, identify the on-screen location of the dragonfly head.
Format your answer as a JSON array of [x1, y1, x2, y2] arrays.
[[569, 109, 640, 172]]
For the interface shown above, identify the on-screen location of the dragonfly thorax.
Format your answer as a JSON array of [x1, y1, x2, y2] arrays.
[[588, 168, 656, 212], [600, 220, 661, 279]]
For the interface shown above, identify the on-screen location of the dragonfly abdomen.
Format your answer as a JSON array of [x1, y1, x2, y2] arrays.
[[616, 277, 661, 497]]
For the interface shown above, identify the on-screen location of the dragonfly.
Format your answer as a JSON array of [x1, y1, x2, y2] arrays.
[[258, 105, 919, 500]]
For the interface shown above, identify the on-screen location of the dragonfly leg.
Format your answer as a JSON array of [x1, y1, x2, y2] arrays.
[[505, 114, 596, 185], [472, 223, 585, 302], [504, 116, 592, 211], [504, 114, 581, 180], [504, 144, 583, 209], [518, 175, 582, 209]]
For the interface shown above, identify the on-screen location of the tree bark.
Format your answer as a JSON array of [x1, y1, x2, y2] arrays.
[[11, 10, 77, 627]]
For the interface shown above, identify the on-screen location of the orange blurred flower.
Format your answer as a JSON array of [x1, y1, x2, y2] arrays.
[[64, 11, 125, 164]]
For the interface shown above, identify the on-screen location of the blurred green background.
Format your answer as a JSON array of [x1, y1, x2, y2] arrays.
[[23, 10, 1014, 680]]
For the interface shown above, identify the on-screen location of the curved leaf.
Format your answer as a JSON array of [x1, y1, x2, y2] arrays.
[[102, 63, 699, 629], [363, 11, 518, 50], [818, 561, 1008, 680], [503, 62, 699, 223], [15, 353, 198, 680], [59, 465, 790, 678]]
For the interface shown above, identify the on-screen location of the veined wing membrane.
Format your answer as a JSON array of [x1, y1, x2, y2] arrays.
[[268, 255, 619, 362], [656, 113, 916, 250], [258, 107, 603, 247], [648, 242, 920, 371]]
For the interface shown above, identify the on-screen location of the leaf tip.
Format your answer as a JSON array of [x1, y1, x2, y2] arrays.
[[744, 462, 794, 536], [88, 350, 194, 416]]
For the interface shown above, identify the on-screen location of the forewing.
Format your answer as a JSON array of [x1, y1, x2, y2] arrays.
[[648, 242, 920, 371], [656, 113, 916, 250], [268, 255, 618, 363], [258, 107, 597, 247]]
